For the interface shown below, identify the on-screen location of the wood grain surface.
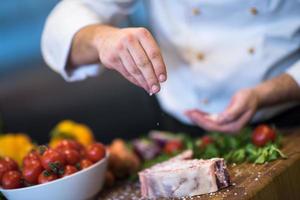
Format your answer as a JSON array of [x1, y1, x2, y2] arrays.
[[98, 130, 300, 200]]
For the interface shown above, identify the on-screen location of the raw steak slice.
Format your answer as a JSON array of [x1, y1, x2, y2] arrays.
[[139, 152, 230, 198]]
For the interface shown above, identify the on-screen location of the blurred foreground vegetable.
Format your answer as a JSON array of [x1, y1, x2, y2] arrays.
[[49, 120, 94, 148], [0, 134, 35, 166], [108, 139, 140, 180], [132, 139, 161, 160]]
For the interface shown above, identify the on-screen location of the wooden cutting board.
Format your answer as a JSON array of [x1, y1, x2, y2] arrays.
[[98, 130, 300, 200]]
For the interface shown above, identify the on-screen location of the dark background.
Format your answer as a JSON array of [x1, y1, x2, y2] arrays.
[[0, 0, 160, 144]]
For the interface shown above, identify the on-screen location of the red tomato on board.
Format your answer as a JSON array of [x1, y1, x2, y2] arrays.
[[199, 135, 214, 149], [252, 124, 276, 147], [163, 140, 183, 155], [1, 170, 22, 189]]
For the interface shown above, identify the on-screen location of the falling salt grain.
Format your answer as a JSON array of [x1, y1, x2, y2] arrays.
[[234, 193, 238, 196], [255, 178, 259, 181], [232, 182, 236, 186], [244, 192, 247, 195]]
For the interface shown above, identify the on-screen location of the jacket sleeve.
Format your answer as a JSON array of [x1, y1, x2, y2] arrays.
[[41, 0, 137, 82], [286, 59, 300, 86]]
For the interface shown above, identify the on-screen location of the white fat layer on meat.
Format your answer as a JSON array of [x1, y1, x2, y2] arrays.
[[143, 160, 219, 198], [142, 150, 193, 173], [143, 158, 219, 173]]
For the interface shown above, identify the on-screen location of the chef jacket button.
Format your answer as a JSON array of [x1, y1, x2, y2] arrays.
[[196, 52, 205, 61], [192, 8, 201, 16], [250, 7, 258, 15], [248, 47, 255, 55]]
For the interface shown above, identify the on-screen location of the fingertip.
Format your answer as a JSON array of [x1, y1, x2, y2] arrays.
[[159, 74, 166, 82], [151, 84, 160, 93]]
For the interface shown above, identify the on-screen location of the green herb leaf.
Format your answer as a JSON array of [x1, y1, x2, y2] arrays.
[[231, 149, 246, 163], [202, 144, 219, 159], [43, 170, 51, 177], [254, 154, 266, 164]]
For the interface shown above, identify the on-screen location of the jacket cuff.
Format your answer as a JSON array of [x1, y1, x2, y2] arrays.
[[41, 1, 101, 82], [286, 60, 300, 86]]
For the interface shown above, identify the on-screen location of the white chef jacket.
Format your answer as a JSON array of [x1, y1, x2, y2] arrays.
[[41, 0, 300, 125]]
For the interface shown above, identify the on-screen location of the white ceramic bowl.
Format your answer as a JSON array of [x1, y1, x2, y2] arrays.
[[0, 153, 108, 200]]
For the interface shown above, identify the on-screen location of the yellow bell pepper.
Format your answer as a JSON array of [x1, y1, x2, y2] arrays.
[[0, 134, 35, 166], [49, 120, 94, 148]]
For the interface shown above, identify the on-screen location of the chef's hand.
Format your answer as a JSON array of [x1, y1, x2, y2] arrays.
[[185, 88, 259, 133], [69, 25, 167, 94]]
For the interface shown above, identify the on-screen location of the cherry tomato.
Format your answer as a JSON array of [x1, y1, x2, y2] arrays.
[[0, 158, 19, 181], [80, 159, 93, 169], [86, 143, 106, 163], [0, 159, 10, 181], [41, 149, 66, 171], [199, 135, 214, 149], [1, 170, 22, 189], [60, 148, 81, 165], [38, 170, 58, 184], [3, 157, 18, 171], [22, 162, 43, 184], [61, 165, 78, 177], [56, 140, 83, 152], [252, 124, 276, 147], [163, 140, 183, 155], [23, 151, 40, 167]]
